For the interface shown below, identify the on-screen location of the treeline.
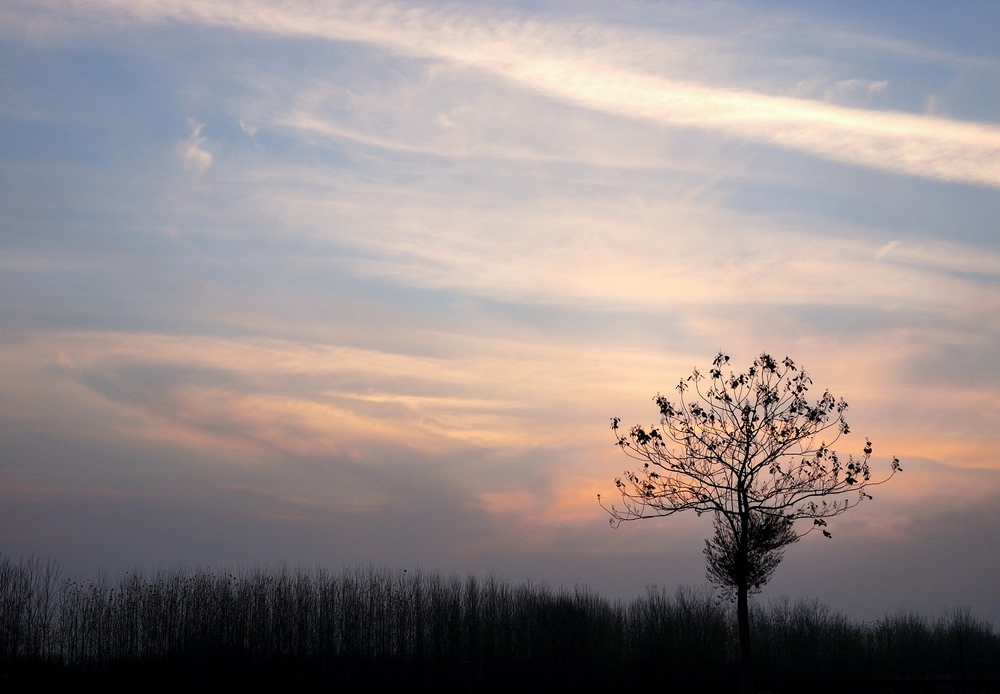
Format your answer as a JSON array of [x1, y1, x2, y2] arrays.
[[1, 554, 998, 692]]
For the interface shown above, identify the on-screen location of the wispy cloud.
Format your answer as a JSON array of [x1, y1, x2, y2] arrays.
[[242, 170, 1000, 323], [238, 119, 257, 138], [824, 28, 1000, 73], [875, 240, 901, 260], [7, 330, 666, 459], [25, 0, 1000, 188], [180, 119, 212, 172]]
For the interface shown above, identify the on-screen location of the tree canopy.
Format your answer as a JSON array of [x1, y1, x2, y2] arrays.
[[703, 510, 797, 602], [601, 352, 900, 535]]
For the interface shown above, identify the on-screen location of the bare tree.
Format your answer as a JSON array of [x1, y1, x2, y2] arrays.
[[599, 352, 901, 693]]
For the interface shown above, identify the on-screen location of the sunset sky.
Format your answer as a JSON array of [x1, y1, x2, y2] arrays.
[[2, 0, 999, 624]]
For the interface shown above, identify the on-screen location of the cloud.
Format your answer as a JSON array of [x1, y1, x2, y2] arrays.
[[239, 119, 257, 138], [1, 329, 661, 461], [180, 119, 212, 172], [27, 0, 1000, 189], [242, 169, 1000, 326], [822, 78, 889, 104], [875, 240, 901, 260], [825, 27, 1000, 73]]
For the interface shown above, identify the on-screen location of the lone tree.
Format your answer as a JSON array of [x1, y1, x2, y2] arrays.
[[599, 353, 901, 693]]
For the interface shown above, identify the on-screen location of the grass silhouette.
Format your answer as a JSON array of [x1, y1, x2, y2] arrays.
[[1, 554, 997, 692]]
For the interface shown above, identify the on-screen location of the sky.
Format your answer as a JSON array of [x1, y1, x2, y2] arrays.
[[2, 0, 999, 625]]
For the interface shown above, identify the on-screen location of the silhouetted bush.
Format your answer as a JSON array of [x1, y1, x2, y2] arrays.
[[1, 553, 998, 692]]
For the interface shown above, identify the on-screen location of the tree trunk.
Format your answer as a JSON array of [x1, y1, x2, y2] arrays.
[[737, 582, 753, 694], [736, 502, 753, 694]]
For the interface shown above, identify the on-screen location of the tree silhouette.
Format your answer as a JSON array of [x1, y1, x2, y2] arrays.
[[599, 352, 901, 694], [703, 509, 798, 603]]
